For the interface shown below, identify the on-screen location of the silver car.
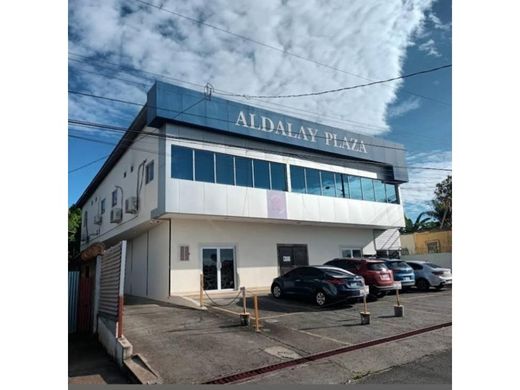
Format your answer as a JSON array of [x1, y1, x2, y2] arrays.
[[405, 260, 452, 291]]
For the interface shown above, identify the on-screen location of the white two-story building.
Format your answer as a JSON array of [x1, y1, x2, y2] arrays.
[[77, 81, 408, 299]]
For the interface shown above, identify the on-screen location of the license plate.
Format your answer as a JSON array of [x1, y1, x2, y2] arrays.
[[381, 275, 390, 280], [403, 277, 410, 280]]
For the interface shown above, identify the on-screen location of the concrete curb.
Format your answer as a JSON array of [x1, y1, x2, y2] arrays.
[[123, 353, 163, 384]]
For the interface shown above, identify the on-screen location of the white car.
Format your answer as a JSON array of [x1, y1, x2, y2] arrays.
[[405, 260, 452, 291]]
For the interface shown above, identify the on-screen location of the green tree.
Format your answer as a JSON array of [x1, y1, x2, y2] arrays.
[[427, 175, 452, 229], [401, 211, 433, 233], [68, 205, 82, 260]]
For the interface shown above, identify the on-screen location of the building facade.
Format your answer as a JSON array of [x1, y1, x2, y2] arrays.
[[77, 82, 408, 299]]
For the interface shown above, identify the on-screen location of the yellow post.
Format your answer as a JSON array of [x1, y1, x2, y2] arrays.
[[242, 287, 247, 314], [253, 294, 260, 332], [199, 273, 204, 308]]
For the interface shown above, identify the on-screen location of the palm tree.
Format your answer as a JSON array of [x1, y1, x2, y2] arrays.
[[402, 212, 433, 233]]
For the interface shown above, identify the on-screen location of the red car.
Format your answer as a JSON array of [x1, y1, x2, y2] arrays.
[[324, 258, 395, 298]]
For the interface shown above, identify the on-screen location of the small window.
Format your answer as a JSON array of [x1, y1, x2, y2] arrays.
[[335, 174, 347, 198], [341, 248, 363, 258], [305, 168, 321, 195], [253, 160, 270, 189], [235, 156, 253, 187], [374, 180, 386, 202], [124, 171, 127, 178], [361, 178, 375, 201], [145, 161, 154, 184], [290, 166, 306, 193], [385, 183, 398, 203], [112, 190, 117, 207], [171, 145, 193, 180], [194, 150, 215, 183], [179, 245, 190, 261], [270, 162, 287, 191], [100, 199, 106, 214], [427, 240, 441, 253], [348, 176, 363, 200], [216, 154, 235, 185], [321, 171, 336, 197]]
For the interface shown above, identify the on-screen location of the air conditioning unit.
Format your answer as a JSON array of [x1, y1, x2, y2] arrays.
[[125, 196, 138, 214], [110, 208, 123, 223], [93, 215, 102, 225]]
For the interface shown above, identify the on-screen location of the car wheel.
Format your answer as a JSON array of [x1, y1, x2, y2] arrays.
[[271, 284, 283, 299], [435, 284, 444, 291], [416, 278, 430, 291], [315, 290, 327, 306]]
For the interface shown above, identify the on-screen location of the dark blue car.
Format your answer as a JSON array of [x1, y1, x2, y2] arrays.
[[271, 266, 367, 306], [382, 259, 415, 288]]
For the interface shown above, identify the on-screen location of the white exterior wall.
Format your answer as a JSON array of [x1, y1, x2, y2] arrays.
[[170, 218, 376, 294], [80, 128, 160, 250], [124, 222, 170, 300], [164, 139, 405, 229]]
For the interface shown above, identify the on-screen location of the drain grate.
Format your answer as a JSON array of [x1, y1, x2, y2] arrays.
[[204, 321, 452, 384]]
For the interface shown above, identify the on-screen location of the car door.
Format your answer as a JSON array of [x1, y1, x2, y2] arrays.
[[281, 268, 302, 295]]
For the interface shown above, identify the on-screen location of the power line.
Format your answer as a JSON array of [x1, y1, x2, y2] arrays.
[[69, 54, 449, 141], [69, 155, 110, 174], [132, 0, 451, 106], [68, 120, 452, 173], [219, 65, 452, 99]]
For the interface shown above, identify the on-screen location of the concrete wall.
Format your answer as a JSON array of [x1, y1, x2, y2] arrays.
[[124, 222, 170, 300], [401, 231, 452, 255], [80, 128, 160, 250], [169, 218, 377, 294], [401, 253, 452, 269]]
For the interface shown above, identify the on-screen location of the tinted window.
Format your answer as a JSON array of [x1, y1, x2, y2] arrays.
[[348, 176, 362, 200], [300, 268, 323, 278], [270, 162, 287, 191], [367, 262, 389, 271], [215, 154, 234, 185], [361, 178, 375, 201], [425, 262, 441, 269], [284, 268, 303, 278], [290, 166, 306, 193], [305, 168, 321, 195], [374, 180, 386, 202], [387, 261, 409, 269], [324, 269, 352, 278], [194, 150, 215, 183], [321, 171, 336, 197], [336, 174, 347, 198], [408, 263, 423, 270], [171, 145, 193, 180], [235, 157, 253, 187], [386, 183, 398, 203], [253, 160, 270, 189]]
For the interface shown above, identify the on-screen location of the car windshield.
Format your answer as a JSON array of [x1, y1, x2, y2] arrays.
[[367, 262, 389, 271], [388, 261, 409, 269], [425, 262, 442, 268]]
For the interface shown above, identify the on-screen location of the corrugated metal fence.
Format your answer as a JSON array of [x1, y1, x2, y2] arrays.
[[68, 271, 80, 333]]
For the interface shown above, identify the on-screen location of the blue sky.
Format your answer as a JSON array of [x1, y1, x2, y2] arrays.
[[68, 0, 452, 220]]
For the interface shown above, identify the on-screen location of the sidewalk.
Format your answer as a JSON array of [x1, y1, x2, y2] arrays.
[[68, 335, 130, 384]]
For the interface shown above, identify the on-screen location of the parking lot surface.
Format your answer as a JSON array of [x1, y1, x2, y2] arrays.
[[123, 288, 451, 384]]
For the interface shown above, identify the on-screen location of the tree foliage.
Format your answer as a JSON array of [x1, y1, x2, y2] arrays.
[[402, 175, 452, 233], [68, 205, 82, 260]]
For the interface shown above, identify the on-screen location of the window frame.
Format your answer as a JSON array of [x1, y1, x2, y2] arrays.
[[145, 160, 154, 184]]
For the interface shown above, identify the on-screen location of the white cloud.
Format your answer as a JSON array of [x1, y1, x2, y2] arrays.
[[400, 150, 452, 218], [428, 11, 451, 31], [418, 38, 441, 57], [68, 0, 437, 136], [387, 97, 422, 119]]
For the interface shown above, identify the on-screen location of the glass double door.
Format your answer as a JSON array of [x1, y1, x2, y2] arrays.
[[202, 247, 236, 291]]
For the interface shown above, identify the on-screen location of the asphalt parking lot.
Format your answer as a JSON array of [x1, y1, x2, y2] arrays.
[[123, 288, 451, 384]]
